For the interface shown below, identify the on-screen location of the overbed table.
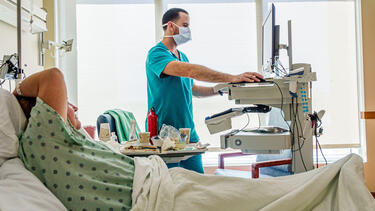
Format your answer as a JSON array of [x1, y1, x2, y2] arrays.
[[121, 148, 207, 163]]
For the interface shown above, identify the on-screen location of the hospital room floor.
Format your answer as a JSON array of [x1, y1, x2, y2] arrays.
[[204, 166, 250, 175]]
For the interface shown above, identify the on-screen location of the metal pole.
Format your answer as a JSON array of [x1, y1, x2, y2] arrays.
[[17, 0, 22, 71]]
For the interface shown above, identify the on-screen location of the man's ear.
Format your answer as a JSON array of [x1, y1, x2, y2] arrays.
[[167, 21, 173, 33]]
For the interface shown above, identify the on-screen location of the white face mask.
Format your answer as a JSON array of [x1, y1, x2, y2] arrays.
[[163, 22, 192, 46]]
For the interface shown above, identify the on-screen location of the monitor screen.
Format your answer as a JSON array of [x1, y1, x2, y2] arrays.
[[262, 4, 275, 73]]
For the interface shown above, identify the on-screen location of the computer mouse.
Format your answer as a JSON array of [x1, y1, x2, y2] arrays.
[[229, 76, 267, 84], [255, 76, 266, 82]]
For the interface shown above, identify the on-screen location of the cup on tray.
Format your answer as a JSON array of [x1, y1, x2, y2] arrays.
[[99, 123, 110, 141], [139, 132, 151, 145], [179, 128, 191, 144]]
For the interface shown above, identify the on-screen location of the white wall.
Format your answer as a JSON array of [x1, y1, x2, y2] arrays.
[[57, 0, 78, 105], [0, 0, 44, 90]]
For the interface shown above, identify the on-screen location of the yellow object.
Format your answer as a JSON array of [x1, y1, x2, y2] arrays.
[[139, 132, 150, 144]]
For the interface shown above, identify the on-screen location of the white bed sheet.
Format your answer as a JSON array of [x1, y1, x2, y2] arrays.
[[131, 153, 375, 211], [0, 158, 67, 211]]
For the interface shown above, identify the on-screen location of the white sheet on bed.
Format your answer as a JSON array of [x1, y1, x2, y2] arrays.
[[131, 154, 375, 211], [0, 88, 27, 166], [0, 158, 67, 211]]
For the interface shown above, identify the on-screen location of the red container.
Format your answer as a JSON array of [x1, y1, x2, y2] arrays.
[[147, 107, 158, 144]]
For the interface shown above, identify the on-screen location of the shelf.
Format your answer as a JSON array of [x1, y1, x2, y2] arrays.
[[0, 0, 47, 33]]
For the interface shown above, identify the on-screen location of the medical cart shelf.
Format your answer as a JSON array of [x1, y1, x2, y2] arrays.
[[221, 131, 291, 154]]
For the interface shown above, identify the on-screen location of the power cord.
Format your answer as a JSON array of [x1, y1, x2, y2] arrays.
[[271, 81, 292, 134], [290, 98, 307, 171], [309, 112, 327, 166], [272, 81, 308, 172], [240, 113, 250, 131]]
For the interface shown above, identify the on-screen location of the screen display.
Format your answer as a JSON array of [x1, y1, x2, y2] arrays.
[[262, 5, 274, 72]]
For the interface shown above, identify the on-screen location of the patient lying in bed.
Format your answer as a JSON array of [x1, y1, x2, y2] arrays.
[[15, 68, 134, 210], [12, 68, 375, 211]]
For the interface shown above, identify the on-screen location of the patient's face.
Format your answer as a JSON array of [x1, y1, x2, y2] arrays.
[[67, 103, 81, 130]]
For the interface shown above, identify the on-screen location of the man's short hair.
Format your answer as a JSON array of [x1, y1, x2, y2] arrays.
[[162, 8, 189, 31]]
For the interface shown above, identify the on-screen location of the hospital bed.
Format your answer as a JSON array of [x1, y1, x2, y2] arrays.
[[1, 87, 375, 211], [0, 88, 66, 210], [0, 158, 66, 210]]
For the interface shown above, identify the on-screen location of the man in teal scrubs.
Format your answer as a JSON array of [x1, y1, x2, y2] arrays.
[[146, 8, 263, 173]]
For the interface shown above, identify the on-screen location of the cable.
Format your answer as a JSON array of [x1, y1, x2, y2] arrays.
[[292, 98, 307, 170], [274, 64, 288, 77], [296, 105, 306, 139], [275, 57, 288, 76], [316, 136, 328, 165], [293, 103, 306, 151], [272, 82, 290, 131], [240, 113, 250, 131], [289, 95, 307, 171], [279, 60, 287, 72], [272, 81, 307, 171], [313, 114, 327, 165], [290, 98, 296, 172], [270, 81, 308, 172], [316, 130, 319, 168]]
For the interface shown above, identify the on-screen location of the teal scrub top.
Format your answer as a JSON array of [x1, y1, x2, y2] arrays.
[[145, 42, 199, 142]]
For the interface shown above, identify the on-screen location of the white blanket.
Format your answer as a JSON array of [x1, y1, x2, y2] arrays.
[[131, 154, 375, 211]]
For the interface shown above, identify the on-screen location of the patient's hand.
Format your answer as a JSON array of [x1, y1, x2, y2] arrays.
[[67, 103, 81, 130], [68, 102, 78, 112]]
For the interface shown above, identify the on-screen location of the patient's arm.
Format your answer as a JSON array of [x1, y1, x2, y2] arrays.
[[13, 68, 68, 121]]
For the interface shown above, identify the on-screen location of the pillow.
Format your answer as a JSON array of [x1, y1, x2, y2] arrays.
[[0, 88, 27, 166], [0, 158, 67, 210]]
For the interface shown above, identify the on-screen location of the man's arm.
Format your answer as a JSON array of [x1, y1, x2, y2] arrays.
[[13, 68, 68, 121], [192, 83, 217, 98], [163, 61, 263, 83]]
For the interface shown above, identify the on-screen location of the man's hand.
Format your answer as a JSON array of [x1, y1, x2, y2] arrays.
[[230, 72, 264, 83]]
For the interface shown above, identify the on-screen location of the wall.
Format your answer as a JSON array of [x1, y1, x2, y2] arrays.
[[56, 0, 78, 105], [0, 0, 44, 90], [43, 0, 56, 69], [362, 0, 375, 192]]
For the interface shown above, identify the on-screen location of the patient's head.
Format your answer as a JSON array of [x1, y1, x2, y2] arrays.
[[67, 102, 81, 130], [16, 96, 81, 130], [15, 96, 36, 119]]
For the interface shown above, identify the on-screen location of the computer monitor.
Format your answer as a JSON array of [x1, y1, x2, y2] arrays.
[[262, 3, 280, 73]]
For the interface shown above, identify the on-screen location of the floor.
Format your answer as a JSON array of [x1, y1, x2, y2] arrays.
[[204, 165, 251, 175]]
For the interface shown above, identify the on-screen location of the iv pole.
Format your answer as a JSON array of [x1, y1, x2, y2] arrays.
[[17, 0, 21, 71], [15, 0, 24, 86]]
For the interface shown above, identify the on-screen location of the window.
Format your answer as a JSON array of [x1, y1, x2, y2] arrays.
[[76, 3, 155, 132], [168, 2, 258, 147], [264, 0, 360, 147]]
